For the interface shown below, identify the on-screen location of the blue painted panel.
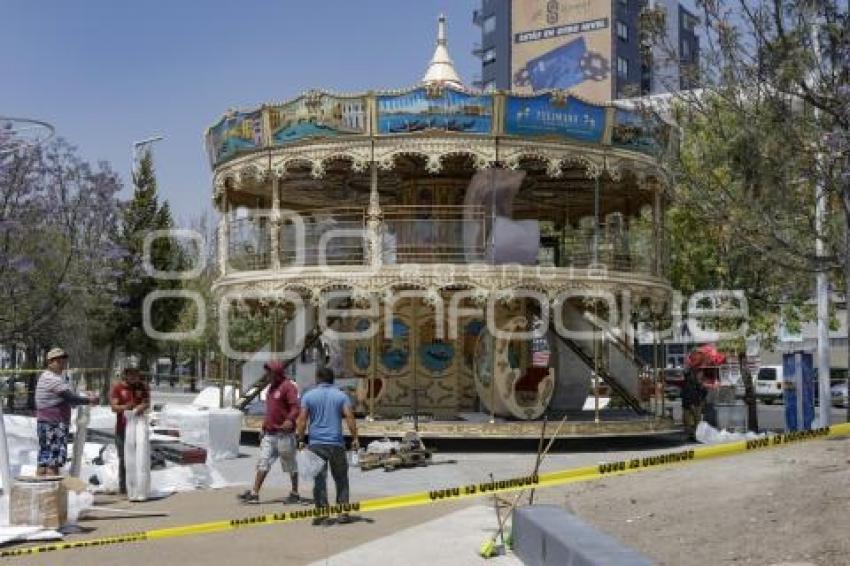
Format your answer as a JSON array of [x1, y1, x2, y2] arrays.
[[377, 88, 493, 134], [504, 94, 605, 143], [206, 110, 264, 166], [381, 318, 410, 372], [612, 109, 666, 155], [420, 342, 455, 374], [270, 94, 367, 146]]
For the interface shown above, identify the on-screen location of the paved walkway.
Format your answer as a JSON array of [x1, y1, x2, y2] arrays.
[[307, 505, 522, 566]]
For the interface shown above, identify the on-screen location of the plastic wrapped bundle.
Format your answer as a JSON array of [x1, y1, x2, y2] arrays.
[[157, 405, 242, 462], [207, 409, 242, 461], [192, 385, 239, 408], [158, 405, 211, 448]]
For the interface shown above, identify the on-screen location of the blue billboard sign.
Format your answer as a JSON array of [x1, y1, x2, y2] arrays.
[[504, 94, 605, 143]]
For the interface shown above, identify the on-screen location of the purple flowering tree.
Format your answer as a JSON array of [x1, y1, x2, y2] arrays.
[[0, 129, 122, 367]]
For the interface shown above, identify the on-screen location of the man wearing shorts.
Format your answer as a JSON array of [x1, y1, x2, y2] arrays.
[[35, 348, 98, 476], [238, 361, 301, 504]]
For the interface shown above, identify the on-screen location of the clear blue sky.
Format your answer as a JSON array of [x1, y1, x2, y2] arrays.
[[1, 0, 479, 223]]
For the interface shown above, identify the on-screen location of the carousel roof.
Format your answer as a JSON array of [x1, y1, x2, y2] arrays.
[[204, 16, 674, 172], [421, 14, 463, 89]]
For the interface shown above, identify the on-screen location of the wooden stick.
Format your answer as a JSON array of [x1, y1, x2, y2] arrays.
[[496, 416, 568, 526], [528, 415, 548, 505], [82, 506, 170, 517]]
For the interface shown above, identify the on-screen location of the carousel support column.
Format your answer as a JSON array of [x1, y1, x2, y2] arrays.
[[367, 161, 383, 268], [659, 316, 666, 418], [270, 175, 281, 270], [411, 299, 420, 432], [652, 183, 662, 276], [368, 306, 378, 423], [593, 300, 601, 425], [219, 196, 230, 276], [592, 176, 601, 266], [489, 300, 496, 425], [652, 316, 660, 417]]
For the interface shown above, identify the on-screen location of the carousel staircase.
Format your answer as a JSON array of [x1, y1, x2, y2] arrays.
[[550, 303, 648, 415], [233, 299, 350, 411]]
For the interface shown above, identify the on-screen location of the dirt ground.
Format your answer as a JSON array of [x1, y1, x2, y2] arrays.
[[6, 434, 850, 565], [533, 435, 850, 565]]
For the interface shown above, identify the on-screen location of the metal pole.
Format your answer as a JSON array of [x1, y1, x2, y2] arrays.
[[220, 358, 227, 409], [0, 395, 13, 500], [811, 20, 831, 427]]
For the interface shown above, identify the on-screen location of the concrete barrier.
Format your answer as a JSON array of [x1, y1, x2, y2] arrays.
[[512, 505, 655, 566]]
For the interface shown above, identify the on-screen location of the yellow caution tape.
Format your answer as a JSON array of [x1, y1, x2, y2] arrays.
[[2, 422, 848, 558]]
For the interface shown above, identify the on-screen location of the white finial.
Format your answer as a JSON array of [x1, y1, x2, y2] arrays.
[[422, 14, 463, 88], [438, 13, 447, 44]]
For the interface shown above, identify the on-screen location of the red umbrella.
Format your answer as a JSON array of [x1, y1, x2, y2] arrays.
[[686, 344, 726, 368]]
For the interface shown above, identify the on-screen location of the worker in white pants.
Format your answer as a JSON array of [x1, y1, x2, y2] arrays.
[[124, 411, 150, 501]]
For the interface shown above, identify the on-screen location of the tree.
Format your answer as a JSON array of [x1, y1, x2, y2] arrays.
[[91, 149, 186, 374], [644, 0, 848, 389], [0, 131, 122, 367]]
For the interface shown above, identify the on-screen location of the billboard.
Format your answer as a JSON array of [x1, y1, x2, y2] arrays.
[[504, 93, 606, 143], [511, 0, 613, 102]]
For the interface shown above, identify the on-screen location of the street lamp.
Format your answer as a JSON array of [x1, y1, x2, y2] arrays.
[[131, 135, 164, 179]]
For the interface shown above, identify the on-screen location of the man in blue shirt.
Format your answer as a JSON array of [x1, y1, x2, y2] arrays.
[[296, 367, 359, 525]]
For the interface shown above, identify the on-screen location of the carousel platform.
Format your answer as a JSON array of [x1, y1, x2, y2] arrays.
[[242, 412, 681, 440]]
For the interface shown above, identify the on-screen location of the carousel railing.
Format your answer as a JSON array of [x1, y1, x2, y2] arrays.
[[382, 205, 487, 264], [225, 207, 663, 275], [557, 227, 657, 275], [279, 208, 367, 266], [228, 216, 272, 271]]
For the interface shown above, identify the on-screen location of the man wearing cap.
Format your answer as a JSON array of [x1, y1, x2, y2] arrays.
[[110, 367, 150, 495], [238, 361, 301, 504], [35, 348, 99, 476]]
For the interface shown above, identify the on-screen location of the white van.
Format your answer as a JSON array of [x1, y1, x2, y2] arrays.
[[755, 365, 783, 404]]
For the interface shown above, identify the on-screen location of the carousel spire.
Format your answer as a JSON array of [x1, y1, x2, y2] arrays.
[[422, 14, 463, 88]]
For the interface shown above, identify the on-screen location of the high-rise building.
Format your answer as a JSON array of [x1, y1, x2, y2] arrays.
[[473, 0, 700, 101]]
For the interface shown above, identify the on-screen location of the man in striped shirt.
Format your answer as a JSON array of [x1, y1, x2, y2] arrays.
[[35, 348, 99, 476]]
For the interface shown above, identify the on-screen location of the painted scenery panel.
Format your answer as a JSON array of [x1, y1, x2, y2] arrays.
[[377, 88, 493, 134], [504, 93, 605, 143], [611, 108, 668, 155], [270, 94, 366, 146], [206, 110, 264, 166]]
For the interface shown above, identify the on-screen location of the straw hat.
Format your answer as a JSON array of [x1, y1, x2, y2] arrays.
[[46, 348, 68, 361]]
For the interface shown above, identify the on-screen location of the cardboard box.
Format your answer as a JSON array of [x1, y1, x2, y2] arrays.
[[10, 477, 68, 529]]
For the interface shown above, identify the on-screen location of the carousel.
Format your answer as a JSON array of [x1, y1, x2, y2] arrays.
[[207, 16, 677, 439]]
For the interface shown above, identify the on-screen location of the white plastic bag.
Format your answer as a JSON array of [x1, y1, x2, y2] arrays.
[[296, 448, 326, 479], [347, 450, 360, 467]]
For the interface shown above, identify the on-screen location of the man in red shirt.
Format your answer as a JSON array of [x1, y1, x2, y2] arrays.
[[238, 361, 301, 504], [110, 367, 150, 495]]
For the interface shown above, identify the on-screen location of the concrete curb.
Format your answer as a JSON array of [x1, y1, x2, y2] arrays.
[[512, 505, 655, 566]]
